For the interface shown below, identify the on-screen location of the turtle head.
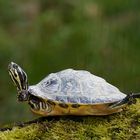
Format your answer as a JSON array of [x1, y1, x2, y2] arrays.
[[8, 62, 29, 101]]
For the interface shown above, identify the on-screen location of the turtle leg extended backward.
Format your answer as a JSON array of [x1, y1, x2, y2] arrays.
[[109, 93, 140, 109]]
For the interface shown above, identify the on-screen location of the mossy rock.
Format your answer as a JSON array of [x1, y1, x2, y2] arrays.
[[1, 101, 140, 140]]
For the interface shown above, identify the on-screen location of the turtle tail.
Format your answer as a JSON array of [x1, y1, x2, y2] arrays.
[[109, 93, 140, 109], [131, 93, 140, 98]]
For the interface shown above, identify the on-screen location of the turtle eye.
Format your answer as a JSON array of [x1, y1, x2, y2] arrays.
[[13, 64, 18, 69]]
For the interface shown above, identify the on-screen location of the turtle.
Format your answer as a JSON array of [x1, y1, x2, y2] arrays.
[[8, 62, 140, 116]]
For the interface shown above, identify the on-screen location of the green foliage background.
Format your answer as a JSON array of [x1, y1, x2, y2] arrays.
[[0, 0, 140, 125]]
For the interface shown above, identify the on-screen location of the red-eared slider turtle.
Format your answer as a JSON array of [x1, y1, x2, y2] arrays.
[[8, 62, 140, 116]]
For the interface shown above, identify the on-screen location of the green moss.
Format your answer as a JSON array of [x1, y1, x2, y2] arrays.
[[1, 101, 140, 140]]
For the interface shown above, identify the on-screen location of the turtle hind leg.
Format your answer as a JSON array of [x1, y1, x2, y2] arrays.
[[109, 93, 136, 109]]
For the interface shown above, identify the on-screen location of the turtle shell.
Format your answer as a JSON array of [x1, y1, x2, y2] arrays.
[[29, 69, 126, 104]]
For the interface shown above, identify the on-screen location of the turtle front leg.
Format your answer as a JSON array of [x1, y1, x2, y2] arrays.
[[28, 96, 40, 111], [28, 96, 55, 116]]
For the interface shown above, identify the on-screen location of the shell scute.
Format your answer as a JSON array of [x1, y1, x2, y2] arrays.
[[79, 96, 92, 104], [30, 69, 126, 104], [55, 96, 66, 103], [67, 96, 79, 103]]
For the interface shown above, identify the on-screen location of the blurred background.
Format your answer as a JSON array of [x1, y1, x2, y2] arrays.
[[0, 0, 140, 126]]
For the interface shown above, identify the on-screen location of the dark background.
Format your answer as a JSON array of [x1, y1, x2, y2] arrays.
[[0, 0, 140, 125]]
